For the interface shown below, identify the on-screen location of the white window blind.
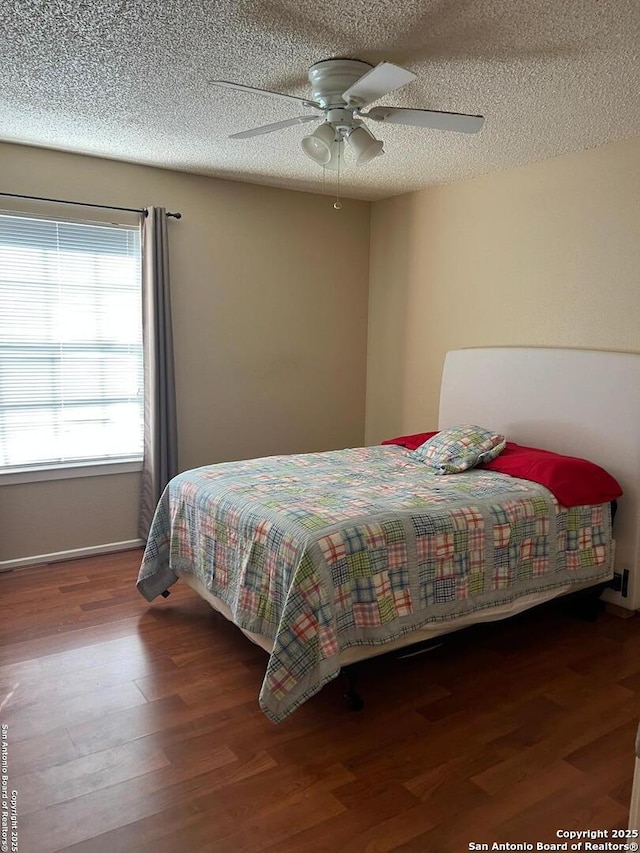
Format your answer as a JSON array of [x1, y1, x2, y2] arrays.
[[0, 211, 143, 471]]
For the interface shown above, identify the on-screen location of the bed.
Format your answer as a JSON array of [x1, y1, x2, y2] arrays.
[[137, 347, 638, 722]]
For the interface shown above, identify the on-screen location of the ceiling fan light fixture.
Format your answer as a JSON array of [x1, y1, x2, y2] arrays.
[[301, 122, 336, 165], [347, 125, 384, 166], [323, 139, 343, 172]]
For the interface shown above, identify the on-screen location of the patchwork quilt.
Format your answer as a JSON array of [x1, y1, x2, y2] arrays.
[[137, 446, 613, 722]]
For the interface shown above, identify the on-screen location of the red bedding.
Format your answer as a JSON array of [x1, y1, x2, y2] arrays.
[[382, 432, 622, 508]]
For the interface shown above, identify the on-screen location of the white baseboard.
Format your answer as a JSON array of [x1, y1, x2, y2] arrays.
[[0, 539, 145, 572]]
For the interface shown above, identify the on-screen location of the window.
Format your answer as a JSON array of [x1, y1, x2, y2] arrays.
[[0, 212, 143, 474]]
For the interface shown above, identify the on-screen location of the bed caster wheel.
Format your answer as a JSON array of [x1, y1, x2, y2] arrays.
[[344, 691, 364, 712]]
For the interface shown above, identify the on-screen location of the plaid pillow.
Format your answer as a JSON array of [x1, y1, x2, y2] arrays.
[[410, 425, 506, 474]]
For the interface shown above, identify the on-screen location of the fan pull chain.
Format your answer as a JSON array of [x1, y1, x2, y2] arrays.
[[334, 142, 342, 210]]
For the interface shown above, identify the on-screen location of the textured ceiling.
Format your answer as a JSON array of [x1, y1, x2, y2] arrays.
[[1, 0, 639, 200]]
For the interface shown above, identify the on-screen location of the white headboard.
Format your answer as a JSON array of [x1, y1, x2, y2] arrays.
[[439, 347, 640, 610]]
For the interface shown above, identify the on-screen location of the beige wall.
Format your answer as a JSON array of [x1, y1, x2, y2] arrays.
[[0, 142, 370, 562], [366, 136, 640, 444], [5, 133, 638, 562]]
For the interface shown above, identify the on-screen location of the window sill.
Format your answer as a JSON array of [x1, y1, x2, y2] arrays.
[[0, 459, 143, 486]]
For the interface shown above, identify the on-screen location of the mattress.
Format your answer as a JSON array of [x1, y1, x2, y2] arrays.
[[137, 445, 613, 722]]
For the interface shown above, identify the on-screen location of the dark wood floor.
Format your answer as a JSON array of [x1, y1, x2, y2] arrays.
[[1, 551, 639, 852]]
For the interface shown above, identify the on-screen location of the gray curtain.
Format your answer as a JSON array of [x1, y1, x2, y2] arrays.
[[138, 206, 178, 540]]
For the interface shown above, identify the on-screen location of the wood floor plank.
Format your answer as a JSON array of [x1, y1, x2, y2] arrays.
[[497, 786, 629, 842], [63, 801, 205, 853], [192, 765, 352, 853], [410, 759, 585, 850], [471, 685, 640, 796], [0, 615, 146, 666], [2, 550, 639, 852], [7, 727, 79, 777], [18, 744, 254, 851], [4, 680, 149, 743], [14, 738, 172, 816], [1, 649, 179, 712]]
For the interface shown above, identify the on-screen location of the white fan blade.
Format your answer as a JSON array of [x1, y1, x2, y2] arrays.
[[363, 106, 484, 134], [210, 80, 320, 109], [230, 115, 320, 139], [342, 62, 416, 106]]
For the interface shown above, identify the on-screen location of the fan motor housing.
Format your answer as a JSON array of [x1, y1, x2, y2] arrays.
[[308, 59, 373, 109], [325, 108, 354, 133]]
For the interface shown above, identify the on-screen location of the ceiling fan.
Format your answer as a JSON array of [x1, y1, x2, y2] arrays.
[[211, 59, 485, 170]]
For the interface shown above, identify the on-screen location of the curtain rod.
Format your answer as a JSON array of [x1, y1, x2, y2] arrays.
[[0, 191, 182, 219]]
